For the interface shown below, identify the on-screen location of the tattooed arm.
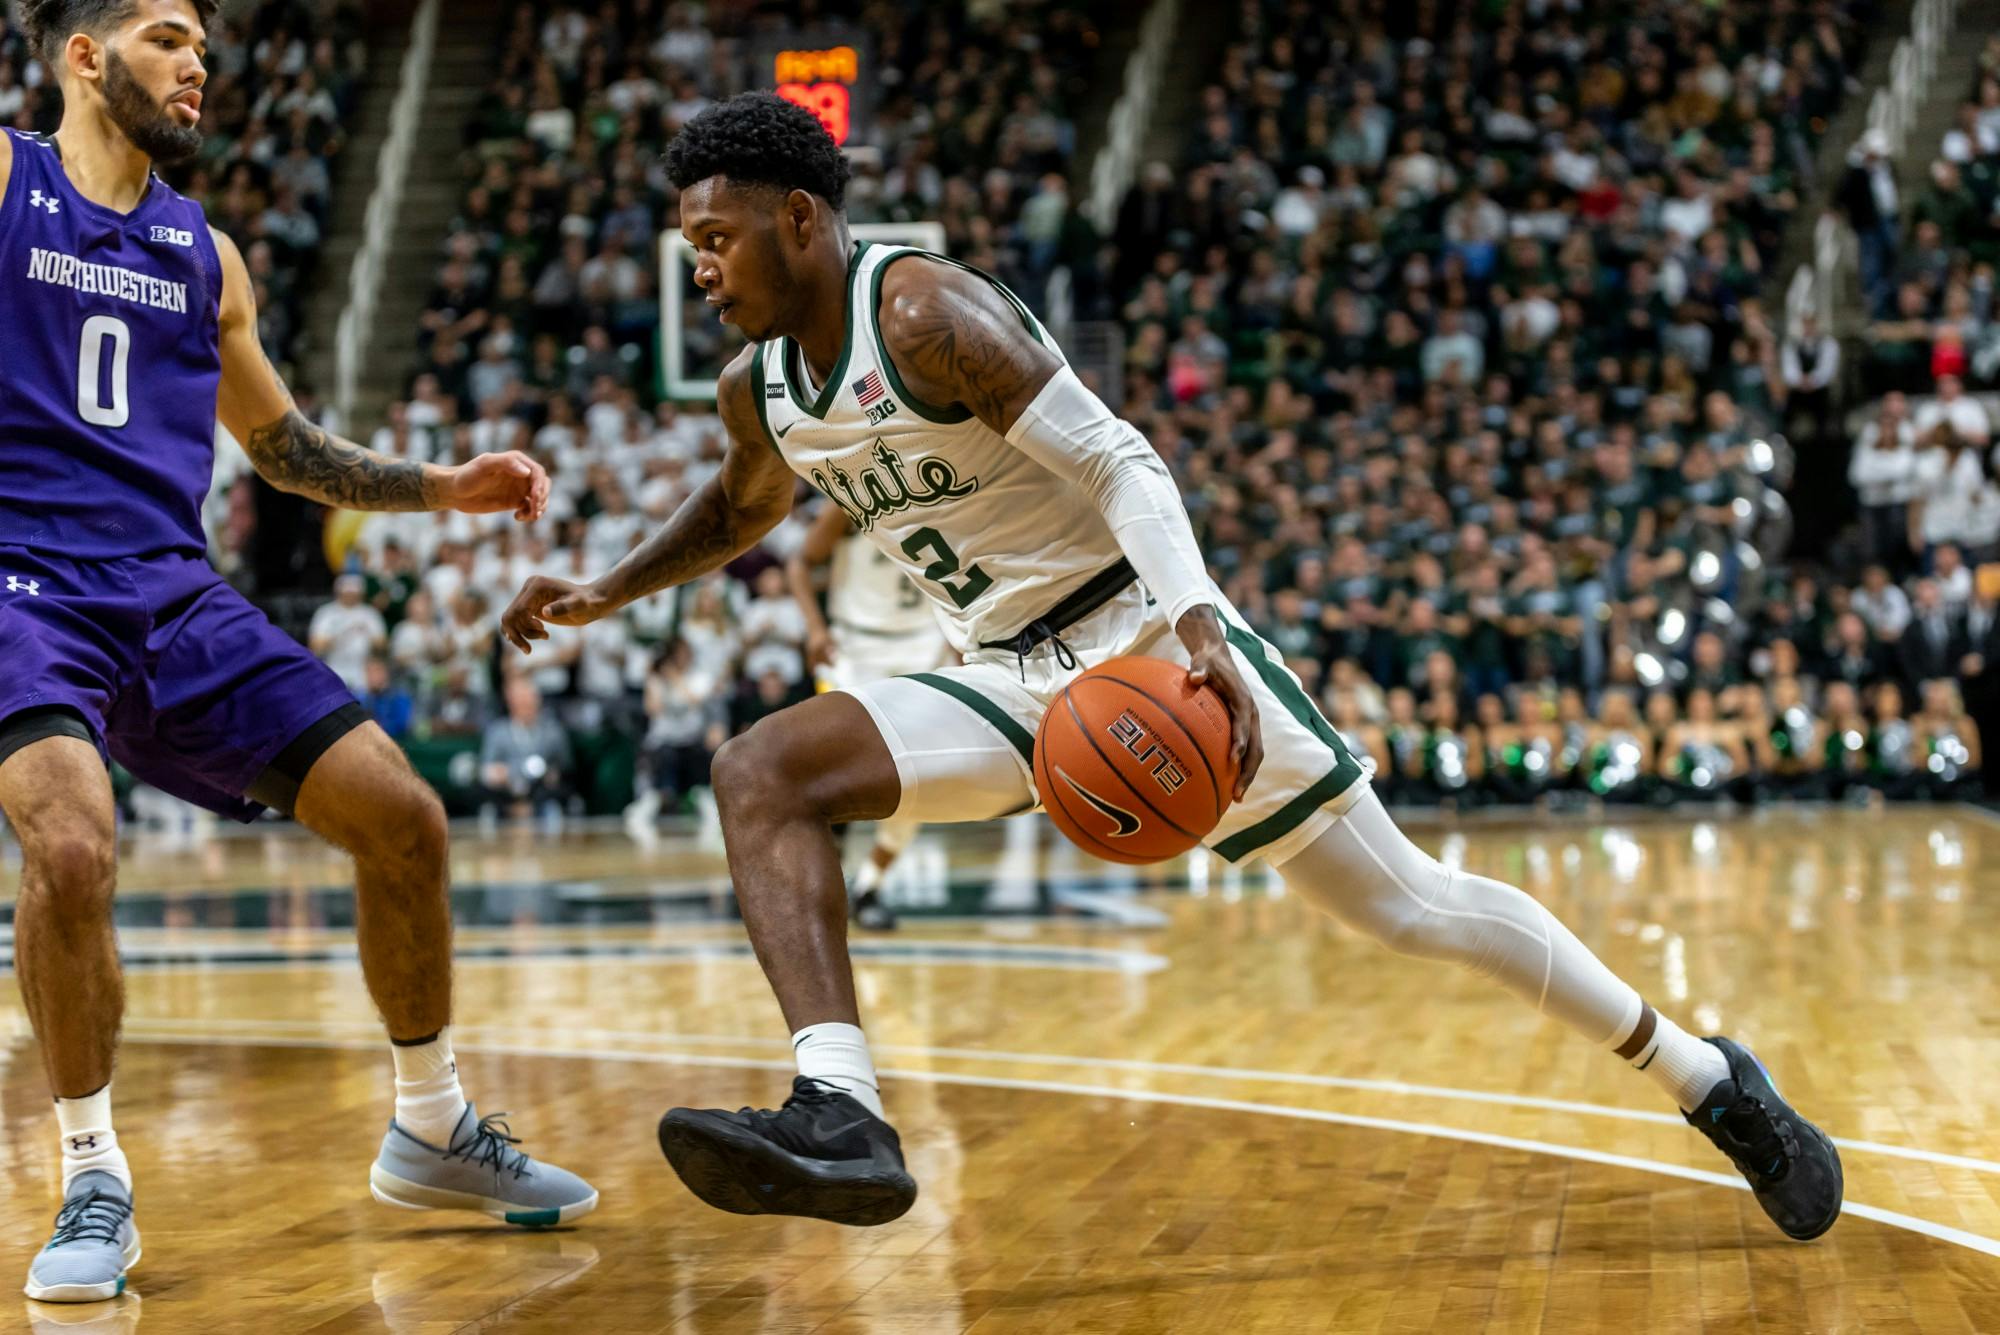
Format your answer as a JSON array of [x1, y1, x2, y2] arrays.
[[500, 346, 796, 650], [879, 259, 1263, 795], [211, 227, 548, 518]]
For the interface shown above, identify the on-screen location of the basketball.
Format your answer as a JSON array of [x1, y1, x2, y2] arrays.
[[1034, 656, 1238, 864]]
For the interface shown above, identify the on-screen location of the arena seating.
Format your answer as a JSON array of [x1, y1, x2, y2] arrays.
[[292, 0, 1985, 816]]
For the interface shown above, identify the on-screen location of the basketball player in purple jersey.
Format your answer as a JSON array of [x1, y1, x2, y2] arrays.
[[0, 1, 595, 1303]]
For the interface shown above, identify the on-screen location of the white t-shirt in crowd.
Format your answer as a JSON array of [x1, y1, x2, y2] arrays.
[[740, 595, 808, 684], [309, 601, 385, 691], [1915, 394, 1992, 445]]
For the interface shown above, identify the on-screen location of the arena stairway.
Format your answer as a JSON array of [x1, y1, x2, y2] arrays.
[[308, 0, 503, 439], [295, 0, 422, 417]]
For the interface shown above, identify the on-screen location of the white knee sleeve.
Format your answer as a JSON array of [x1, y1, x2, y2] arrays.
[[1279, 790, 1640, 1045]]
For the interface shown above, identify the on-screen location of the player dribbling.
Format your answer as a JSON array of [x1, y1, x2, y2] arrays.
[[504, 92, 1842, 1242]]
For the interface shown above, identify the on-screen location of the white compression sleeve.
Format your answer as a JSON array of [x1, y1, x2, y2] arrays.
[[1003, 365, 1213, 628]]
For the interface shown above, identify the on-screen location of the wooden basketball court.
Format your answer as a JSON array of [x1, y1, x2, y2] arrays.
[[5, 805, 2000, 1332]]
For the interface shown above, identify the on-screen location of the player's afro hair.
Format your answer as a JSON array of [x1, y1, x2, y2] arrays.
[[23, 0, 222, 64], [663, 91, 851, 211]]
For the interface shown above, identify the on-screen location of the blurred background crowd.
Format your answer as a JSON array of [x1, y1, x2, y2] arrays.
[[10, 0, 1992, 819]]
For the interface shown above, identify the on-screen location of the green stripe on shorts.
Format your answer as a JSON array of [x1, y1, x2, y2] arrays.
[[904, 673, 1035, 766], [1211, 619, 1366, 863]]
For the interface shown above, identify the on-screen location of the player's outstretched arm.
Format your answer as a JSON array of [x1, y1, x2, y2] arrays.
[[500, 348, 794, 652], [209, 227, 549, 519], [879, 262, 1263, 794]]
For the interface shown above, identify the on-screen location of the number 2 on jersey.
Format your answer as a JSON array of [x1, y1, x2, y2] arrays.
[[900, 526, 992, 609], [77, 315, 131, 428]]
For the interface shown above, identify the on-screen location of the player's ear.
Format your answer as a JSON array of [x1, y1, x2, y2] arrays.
[[785, 188, 816, 251], [64, 32, 104, 86]]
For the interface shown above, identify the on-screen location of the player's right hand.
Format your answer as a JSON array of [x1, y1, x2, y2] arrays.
[[501, 575, 613, 652], [806, 625, 837, 669]]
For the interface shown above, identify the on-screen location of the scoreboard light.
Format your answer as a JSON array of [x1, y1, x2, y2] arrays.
[[773, 45, 861, 145]]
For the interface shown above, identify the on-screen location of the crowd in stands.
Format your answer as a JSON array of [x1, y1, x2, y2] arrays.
[[288, 0, 1993, 819], [1, 1, 364, 375], [1855, 35, 2000, 395]]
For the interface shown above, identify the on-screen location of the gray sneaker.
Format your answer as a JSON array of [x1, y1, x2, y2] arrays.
[[369, 1105, 597, 1227], [24, 1173, 140, 1303]]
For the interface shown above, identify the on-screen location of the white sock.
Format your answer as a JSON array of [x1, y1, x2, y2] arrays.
[[1616, 1006, 1733, 1112], [392, 1028, 470, 1146], [793, 1022, 884, 1118], [56, 1084, 131, 1194]]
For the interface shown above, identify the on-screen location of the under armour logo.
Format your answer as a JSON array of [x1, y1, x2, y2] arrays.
[[5, 576, 38, 596], [27, 189, 59, 215], [67, 1134, 98, 1152]]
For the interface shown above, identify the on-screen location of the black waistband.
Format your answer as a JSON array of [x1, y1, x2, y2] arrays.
[[977, 558, 1137, 658]]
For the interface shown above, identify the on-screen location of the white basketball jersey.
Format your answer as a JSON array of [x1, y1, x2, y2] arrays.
[[828, 528, 934, 636], [752, 242, 1126, 654]]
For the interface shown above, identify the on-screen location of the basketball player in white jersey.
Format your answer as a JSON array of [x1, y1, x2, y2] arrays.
[[787, 502, 953, 930], [503, 94, 1841, 1238]]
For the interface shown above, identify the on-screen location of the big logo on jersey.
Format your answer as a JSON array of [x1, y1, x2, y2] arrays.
[[812, 440, 978, 533]]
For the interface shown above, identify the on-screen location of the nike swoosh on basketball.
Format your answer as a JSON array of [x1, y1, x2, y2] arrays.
[[1056, 767, 1141, 838]]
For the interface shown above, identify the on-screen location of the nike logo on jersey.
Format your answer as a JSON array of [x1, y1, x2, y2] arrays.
[[27, 189, 59, 215], [775, 421, 796, 438], [1056, 766, 1141, 838], [812, 441, 978, 533]]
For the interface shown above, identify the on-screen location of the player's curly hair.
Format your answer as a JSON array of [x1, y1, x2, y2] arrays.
[[23, 0, 222, 65], [664, 91, 851, 211]]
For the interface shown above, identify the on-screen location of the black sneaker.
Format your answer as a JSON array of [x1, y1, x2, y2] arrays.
[[851, 888, 898, 931], [1686, 1036, 1843, 1240], [658, 1077, 917, 1226]]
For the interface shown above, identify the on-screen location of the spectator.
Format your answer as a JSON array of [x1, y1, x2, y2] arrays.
[[479, 675, 573, 821], [739, 566, 809, 688], [633, 639, 724, 821], [1910, 426, 2000, 562], [1849, 393, 1920, 569], [1852, 565, 1912, 641], [1838, 128, 1900, 314], [1780, 313, 1841, 445], [308, 573, 386, 692], [1898, 580, 1968, 689], [1914, 374, 1992, 448], [356, 656, 414, 741]]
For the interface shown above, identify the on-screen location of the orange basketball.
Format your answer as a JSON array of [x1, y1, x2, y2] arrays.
[[1034, 655, 1238, 864]]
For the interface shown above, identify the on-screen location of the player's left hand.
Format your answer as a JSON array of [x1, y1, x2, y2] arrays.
[[440, 451, 550, 521], [1178, 608, 1262, 801]]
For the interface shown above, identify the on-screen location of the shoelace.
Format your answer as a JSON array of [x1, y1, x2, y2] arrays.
[[1714, 1094, 1798, 1183], [733, 1077, 846, 1122], [48, 1190, 130, 1248], [446, 1112, 533, 1179]]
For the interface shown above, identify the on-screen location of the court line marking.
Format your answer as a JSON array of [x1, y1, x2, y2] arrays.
[[3, 938, 1167, 975], [133, 1016, 2000, 1181], [117, 1026, 2000, 1263]]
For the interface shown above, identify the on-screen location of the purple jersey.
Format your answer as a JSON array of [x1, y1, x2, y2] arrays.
[[0, 129, 223, 560]]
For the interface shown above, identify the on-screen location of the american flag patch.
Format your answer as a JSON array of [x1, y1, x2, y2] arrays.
[[852, 369, 886, 408]]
